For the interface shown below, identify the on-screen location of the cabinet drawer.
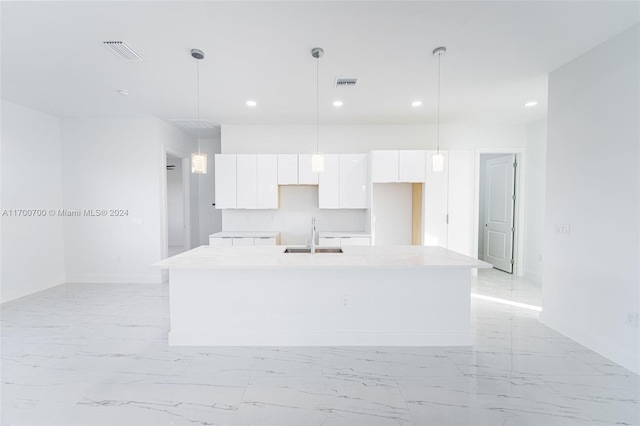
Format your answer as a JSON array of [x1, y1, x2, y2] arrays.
[[253, 237, 276, 246], [209, 237, 233, 247], [340, 237, 371, 246], [319, 237, 340, 246], [232, 237, 254, 246]]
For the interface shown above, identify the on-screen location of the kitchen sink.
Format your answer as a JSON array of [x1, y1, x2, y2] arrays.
[[283, 247, 343, 254]]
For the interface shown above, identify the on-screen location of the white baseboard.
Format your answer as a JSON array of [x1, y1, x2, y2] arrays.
[[65, 273, 163, 284], [540, 310, 639, 374], [169, 331, 473, 347]]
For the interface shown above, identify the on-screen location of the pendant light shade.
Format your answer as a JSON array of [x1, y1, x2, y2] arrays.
[[432, 46, 446, 173], [191, 152, 207, 174], [190, 48, 207, 174], [311, 47, 324, 173], [311, 154, 324, 173], [431, 153, 445, 173]]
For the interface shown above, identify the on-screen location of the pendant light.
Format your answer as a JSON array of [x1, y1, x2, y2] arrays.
[[190, 48, 207, 174], [432, 46, 446, 173], [311, 47, 324, 173]]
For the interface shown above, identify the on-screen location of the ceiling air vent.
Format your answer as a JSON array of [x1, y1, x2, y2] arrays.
[[335, 78, 358, 88], [103, 41, 144, 62], [170, 119, 217, 130]]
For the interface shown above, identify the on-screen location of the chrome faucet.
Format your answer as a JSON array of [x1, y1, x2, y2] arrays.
[[310, 217, 317, 254]]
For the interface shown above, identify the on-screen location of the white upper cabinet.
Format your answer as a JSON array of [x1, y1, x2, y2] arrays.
[[217, 154, 276, 210], [339, 154, 369, 209], [236, 154, 258, 208], [277, 154, 298, 185], [371, 150, 399, 183], [214, 154, 237, 209], [399, 150, 426, 182], [298, 154, 319, 185], [318, 154, 340, 208], [371, 150, 425, 183], [257, 154, 278, 209]]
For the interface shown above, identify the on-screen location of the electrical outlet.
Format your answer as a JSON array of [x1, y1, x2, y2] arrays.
[[625, 312, 639, 328], [340, 295, 350, 309]]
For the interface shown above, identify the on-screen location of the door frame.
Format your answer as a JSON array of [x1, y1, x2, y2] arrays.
[[160, 146, 191, 271], [472, 147, 526, 276]]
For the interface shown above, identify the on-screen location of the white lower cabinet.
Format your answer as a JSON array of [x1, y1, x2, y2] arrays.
[[319, 237, 340, 246], [253, 237, 277, 246], [340, 237, 371, 246], [209, 237, 233, 247], [319, 236, 371, 246], [232, 237, 254, 246], [210, 233, 280, 246]]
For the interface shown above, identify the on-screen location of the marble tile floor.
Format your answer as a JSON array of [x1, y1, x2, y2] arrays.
[[1, 272, 638, 426]]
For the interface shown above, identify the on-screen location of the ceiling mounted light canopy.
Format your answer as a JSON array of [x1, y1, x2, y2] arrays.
[[311, 47, 324, 173], [190, 48, 207, 174], [432, 46, 446, 173]]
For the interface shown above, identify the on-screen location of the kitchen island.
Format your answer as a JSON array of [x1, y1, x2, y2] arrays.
[[155, 245, 491, 346]]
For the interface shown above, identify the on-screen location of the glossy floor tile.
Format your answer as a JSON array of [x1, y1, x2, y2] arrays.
[[1, 270, 638, 425]]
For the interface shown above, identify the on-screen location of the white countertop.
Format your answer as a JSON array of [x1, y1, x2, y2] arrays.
[[318, 232, 371, 238], [210, 231, 280, 238], [154, 245, 492, 270]]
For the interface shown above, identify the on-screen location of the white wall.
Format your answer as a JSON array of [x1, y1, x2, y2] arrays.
[[197, 135, 222, 245], [61, 117, 196, 284], [542, 25, 639, 374], [221, 124, 528, 242], [523, 120, 547, 282], [1, 101, 65, 303], [222, 124, 527, 154], [166, 156, 184, 246]]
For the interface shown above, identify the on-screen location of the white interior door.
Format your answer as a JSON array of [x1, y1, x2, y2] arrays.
[[484, 155, 516, 273]]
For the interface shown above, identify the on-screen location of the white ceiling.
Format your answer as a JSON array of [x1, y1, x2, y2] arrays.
[[1, 1, 638, 129]]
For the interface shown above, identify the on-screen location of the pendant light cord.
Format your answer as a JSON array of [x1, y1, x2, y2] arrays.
[[196, 58, 201, 154], [436, 51, 441, 155], [316, 55, 319, 154]]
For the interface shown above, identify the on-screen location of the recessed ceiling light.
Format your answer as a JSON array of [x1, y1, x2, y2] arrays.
[[411, 101, 422, 107], [333, 100, 343, 107], [524, 101, 538, 107], [246, 100, 257, 107], [117, 89, 129, 96]]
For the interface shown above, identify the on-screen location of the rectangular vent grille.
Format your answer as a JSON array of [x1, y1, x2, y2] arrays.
[[335, 78, 358, 87], [170, 119, 216, 129], [103, 41, 144, 61]]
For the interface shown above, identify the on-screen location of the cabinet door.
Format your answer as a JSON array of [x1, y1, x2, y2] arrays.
[[236, 154, 257, 209], [318, 154, 340, 208], [340, 237, 371, 246], [232, 237, 254, 246], [257, 155, 278, 209], [339, 154, 369, 209], [209, 237, 233, 247], [371, 150, 399, 183], [423, 150, 449, 247], [319, 237, 340, 246], [214, 154, 237, 209], [399, 150, 426, 183], [277, 154, 298, 185], [298, 154, 319, 185], [447, 151, 472, 256], [254, 237, 277, 246]]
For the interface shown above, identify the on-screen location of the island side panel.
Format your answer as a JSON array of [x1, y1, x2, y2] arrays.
[[168, 268, 472, 346]]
